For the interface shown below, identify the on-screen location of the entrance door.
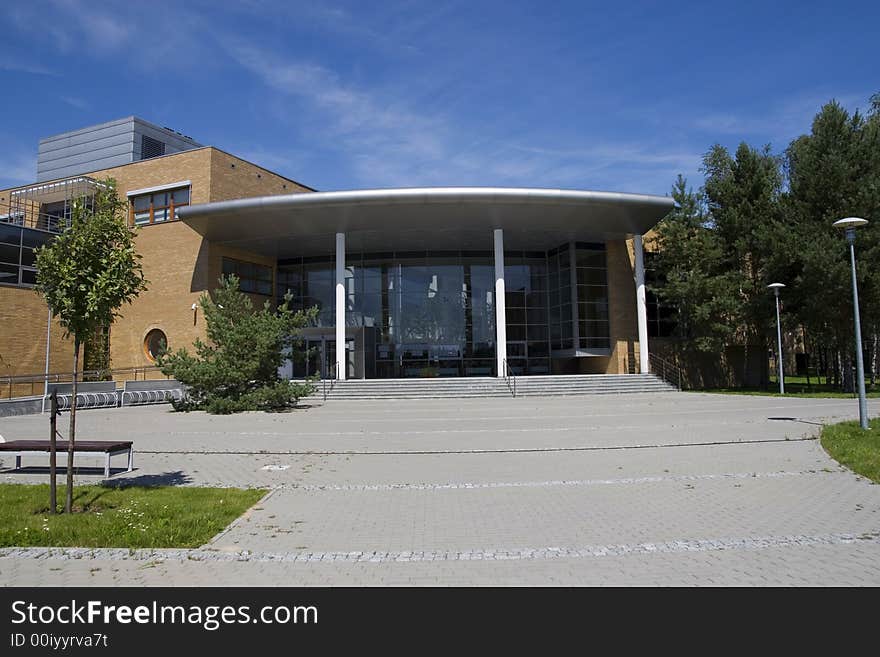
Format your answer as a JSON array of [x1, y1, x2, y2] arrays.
[[313, 336, 354, 379]]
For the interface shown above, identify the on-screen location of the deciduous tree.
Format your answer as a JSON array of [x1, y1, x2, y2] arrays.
[[34, 179, 147, 513]]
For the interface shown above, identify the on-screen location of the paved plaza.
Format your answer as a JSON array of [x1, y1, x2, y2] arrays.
[[1, 392, 879, 585]]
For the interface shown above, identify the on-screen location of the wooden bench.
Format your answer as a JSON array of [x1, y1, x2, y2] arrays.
[[0, 440, 133, 478]]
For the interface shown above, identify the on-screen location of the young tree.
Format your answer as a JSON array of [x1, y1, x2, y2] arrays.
[[34, 179, 147, 513], [159, 275, 318, 414]]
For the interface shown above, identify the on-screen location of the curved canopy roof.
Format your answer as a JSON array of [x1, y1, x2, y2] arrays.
[[178, 187, 674, 256]]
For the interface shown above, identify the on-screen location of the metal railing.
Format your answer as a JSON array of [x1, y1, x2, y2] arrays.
[[648, 353, 683, 390], [1, 200, 69, 234], [321, 361, 340, 401], [1, 365, 167, 400], [502, 358, 517, 398]]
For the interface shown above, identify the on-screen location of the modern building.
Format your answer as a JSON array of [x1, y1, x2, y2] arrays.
[[0, 118, 674, 394], [36, 117, 202, 182]]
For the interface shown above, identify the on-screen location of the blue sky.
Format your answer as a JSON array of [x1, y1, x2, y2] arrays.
[[0, 0, 876, 194]]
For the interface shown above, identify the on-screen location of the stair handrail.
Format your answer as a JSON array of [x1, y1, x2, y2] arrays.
[[648, 353, 683, 390], [322, 360, 340, 401], [502, 358, 516, 398]]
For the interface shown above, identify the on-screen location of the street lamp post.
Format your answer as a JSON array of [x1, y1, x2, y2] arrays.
[[833, 217, 869, 430], [768, 283, 786, 395]]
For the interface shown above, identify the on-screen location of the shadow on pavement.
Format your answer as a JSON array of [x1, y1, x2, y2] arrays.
[[768, 417, 824, 426], [101, 471, 193, 488]]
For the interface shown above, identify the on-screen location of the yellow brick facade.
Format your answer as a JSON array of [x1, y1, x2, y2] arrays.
[[0, 286, 80, 394], [0, 147, 311, 380]]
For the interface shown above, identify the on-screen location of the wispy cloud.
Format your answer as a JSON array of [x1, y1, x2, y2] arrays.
[[6, 0, 206, 70], [226, 41, 691, 193], [0, 151, 37, 187], [75, 13, 130, 50], [692, 92, 869, 143], [60, 95, 89, 110], [0, 57, 57, 76], [1, 2, 794, 196]]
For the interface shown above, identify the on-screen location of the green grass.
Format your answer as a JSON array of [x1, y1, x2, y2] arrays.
[[821, 418, 880, 484], [691, 374, 879, 398], [693, 387, 880, 398], [0, 484, 266, 548]]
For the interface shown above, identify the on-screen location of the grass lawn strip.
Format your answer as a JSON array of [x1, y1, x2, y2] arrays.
[[820, 418, 880, 484], [0, 484, 266, 549], [693, 388, 879, 399]]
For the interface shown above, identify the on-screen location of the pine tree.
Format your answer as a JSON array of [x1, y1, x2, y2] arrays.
[[159, 275, 318, 413]]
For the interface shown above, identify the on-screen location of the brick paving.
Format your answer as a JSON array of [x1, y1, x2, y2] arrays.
[[1, 392, 878, 585]]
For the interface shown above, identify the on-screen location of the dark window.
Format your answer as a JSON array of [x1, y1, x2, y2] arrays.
[[0, 225, 52, 288], [222, 257, 273, 295], [645, 251, 676, 338]]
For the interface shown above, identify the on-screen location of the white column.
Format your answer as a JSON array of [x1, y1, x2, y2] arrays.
[[335, 232, 346, 380], [634, 234, 649, 373], [494, 229, 507, 377]]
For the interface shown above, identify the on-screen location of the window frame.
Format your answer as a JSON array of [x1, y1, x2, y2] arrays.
[[129, 184, 191, 226]]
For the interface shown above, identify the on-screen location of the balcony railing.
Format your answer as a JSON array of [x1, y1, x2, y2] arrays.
[[2, 176, 103, 234], [0, 200, 69, 234]]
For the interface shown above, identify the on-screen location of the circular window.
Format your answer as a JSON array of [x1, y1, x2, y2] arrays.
[[144, 329, 168, 363]]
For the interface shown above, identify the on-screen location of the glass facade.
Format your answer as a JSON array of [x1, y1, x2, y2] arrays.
[[503, 252, 550, 375], [222, 257, 273, 295], [276, 244, 608, 378], [0, 223, 52, 288], [547, 242, 610, 352], [547, 244, 574, 350], [575, 243, 611, 349]]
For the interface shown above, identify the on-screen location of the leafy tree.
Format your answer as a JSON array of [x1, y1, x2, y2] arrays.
[[34, 179, 148, 513], [648, 175, 739, 352], [702, 142, 784, 385], [785, 99, 880, 387], [159, 275, 317, 414], [651, 93, 880, 390]]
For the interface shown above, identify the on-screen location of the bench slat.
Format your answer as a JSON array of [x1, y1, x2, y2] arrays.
[[0, 440, 132, 453]]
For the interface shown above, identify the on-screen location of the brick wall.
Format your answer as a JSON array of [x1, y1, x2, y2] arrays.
[[95, 148, 310, 369], [209, 149, 311, 200], [0, 286, 79, 395], [0, 147, 313, 376]]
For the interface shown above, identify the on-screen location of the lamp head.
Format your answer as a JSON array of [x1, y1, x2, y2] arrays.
[[767, 283, 785, 289], [833, 217, 868, 230]]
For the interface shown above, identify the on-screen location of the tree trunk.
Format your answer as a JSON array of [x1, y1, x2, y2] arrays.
[[841, 350, 854, 393], [802, 326, 811, 389], [836, 348, 842, 388], [49, 390, 57, 514], [65, 338, 79, 514], [872, 332, 878, 387]]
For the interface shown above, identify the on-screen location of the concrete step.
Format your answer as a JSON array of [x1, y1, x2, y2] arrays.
[[317, 374, 677, 399]]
